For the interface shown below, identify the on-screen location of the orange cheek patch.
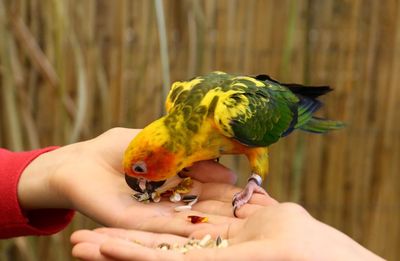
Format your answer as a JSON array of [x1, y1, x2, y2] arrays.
[[145, 147, 176, 181]]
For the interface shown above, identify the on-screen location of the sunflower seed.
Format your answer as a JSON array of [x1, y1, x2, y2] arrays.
[[158, 236, 228, 253], [132, 192, 150, 202], [182, 194, 197, 202], [174, 205, 192, 212], [157, 243, 171, 250], [218, 239, 229, 248], [169, 192, 182, 202], [199, 234, 211, 247], [216, 235, 222, 246], [151, 192, 161, 203]]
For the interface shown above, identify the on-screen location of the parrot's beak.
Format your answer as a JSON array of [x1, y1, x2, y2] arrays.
[[124, 174, 166, 193]]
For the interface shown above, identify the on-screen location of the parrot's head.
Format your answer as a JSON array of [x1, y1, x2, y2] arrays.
[[123, 119, 181, 193]]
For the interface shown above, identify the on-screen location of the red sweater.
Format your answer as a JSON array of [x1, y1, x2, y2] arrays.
[[0, 147, 74, 238]]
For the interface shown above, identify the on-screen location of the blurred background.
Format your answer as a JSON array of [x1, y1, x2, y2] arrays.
[[1, 0, 399, 260]]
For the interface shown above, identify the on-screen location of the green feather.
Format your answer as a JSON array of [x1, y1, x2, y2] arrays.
[[299, 117, 345, 133]]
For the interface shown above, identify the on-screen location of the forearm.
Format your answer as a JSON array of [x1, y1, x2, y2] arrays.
[[18, 148, 71, 210]]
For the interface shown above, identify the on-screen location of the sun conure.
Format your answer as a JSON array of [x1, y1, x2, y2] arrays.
[[123, 71, 344, 216]]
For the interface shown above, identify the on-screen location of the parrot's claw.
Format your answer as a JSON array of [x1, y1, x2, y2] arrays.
[[232, 174, 267, 217]]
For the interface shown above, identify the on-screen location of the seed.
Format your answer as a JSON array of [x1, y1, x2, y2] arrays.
[[169, 192, 182, 202], [188, 215, 208, 224], [138, 179, 147, 192], [174, 205, 192, 212], [157, 243, 171, 250], [151, 192, 161, 203], [218, 239, 229, 248], [174, 177, 193, 193], [182, 194, 197, 201], [132, 192, 150, 202], [188, 197, 198, 206], [131, 239, 143, 245], [182, 194, 197, 202], [132, 193, 142, 200], [154, 236, 228, 253], [199, 234, 211, 247], [216, 236, 222, 246], [179, 248, 188, 254]]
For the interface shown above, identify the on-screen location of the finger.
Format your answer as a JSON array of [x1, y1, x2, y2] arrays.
[[99, 238, 184, 261], [189, 218, 245, 240], [72, 242, 111, 261], [97, 128, 141, 147], [193, 199, 268, 218], [200, 182, 279, 206], [185, 160, 237, 184], [94, 227, 188, 247], [135, 210, 237, 237], [71, 229, 109, 245]]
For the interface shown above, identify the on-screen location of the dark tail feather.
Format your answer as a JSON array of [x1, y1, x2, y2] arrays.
[[255, 74, 332, 98], [300, 117, 345, 133], [255, 74, 345, 134], [284, 84, 332, 99]]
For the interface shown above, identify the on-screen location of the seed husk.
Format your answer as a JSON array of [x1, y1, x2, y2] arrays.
[[218, 239, 229, 248], [132, 177, 196, 204], [188, 215, 208, 224], [199, 234, 212, 247], [174, 205, 192, 212], [216, 235, 222, 246], [157, 243, 171, 250], [169, 192, 182, 202], [151, 192, 161, 203], [148, 235, 229, 254], [182, 194, 198, 202], [132, 192, 150, 202], [174, 177, 193, 193]]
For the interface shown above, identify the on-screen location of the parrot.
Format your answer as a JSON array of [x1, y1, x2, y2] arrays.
[[123, 71, 344, 216]]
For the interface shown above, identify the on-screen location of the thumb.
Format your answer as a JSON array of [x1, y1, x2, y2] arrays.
[[184, 160, 237, 184]]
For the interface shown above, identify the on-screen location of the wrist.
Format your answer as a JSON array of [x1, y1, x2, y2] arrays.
[[18, 148, 71, 210]]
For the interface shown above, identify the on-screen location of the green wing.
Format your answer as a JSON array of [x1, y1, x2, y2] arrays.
[[214, 76, 299, 147], [166, 72, 344, 147]]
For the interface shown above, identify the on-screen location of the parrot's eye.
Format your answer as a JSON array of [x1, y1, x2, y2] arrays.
[[132, 161, 147, 174]]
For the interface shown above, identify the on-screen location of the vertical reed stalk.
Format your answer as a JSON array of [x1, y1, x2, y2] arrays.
[[154, 0, 171, 114]]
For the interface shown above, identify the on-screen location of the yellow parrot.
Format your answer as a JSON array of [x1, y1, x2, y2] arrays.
[[123, 72, 343, 216]]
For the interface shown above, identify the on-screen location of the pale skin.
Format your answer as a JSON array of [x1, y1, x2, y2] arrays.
[[17, 128, 274, 235], [71, 203, 384, 261], [16, 127, 383, 260]]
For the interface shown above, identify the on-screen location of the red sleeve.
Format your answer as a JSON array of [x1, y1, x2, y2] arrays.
[[0, 147, 75, 239]]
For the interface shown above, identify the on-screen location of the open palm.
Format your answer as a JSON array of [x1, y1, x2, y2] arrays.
[[47, 128, 274, 237]]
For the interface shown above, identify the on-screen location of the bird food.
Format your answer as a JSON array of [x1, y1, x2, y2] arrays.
[[187, 215, 208, 224], [131, 177, 195, 205], [155, 234, 229, 253]]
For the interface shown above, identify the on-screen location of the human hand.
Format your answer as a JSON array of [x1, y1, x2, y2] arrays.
[[71, 203, 383, 261], [17, 128, 275, 236]]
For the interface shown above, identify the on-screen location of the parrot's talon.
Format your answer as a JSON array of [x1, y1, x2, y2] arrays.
[[232, 192, 241, 206], [233, 206, 239, 218], [231, 176, 267, 216]]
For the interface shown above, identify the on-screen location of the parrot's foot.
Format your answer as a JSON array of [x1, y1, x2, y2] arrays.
[[232, 174, 267, 217]]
